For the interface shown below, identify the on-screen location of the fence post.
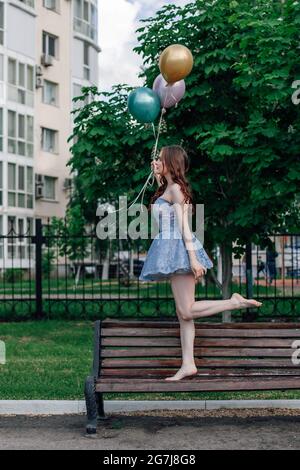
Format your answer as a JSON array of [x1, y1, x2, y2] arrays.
[[244, 241, 256, 321], [34, 219, 44, 319]]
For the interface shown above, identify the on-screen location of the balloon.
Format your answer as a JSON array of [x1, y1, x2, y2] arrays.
[[153, 74, 186, 108], [128, 87, 161, 123], [159, 44, 194, 84]]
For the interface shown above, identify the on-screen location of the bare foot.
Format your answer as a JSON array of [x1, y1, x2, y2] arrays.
[[164, 365, 198, 381], [231, 293, 262, 309]]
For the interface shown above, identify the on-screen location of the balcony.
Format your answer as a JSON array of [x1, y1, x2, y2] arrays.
[[73, 17, 98, 43], [7, 84, 34, 108]]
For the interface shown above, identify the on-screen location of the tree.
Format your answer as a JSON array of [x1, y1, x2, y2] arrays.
[[134, 0, 300, 303], [45, 204, 89, 287], [68, 0, 300, 310]]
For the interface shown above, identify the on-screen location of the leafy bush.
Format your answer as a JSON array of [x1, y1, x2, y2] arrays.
[[2, 269, 24, 283]]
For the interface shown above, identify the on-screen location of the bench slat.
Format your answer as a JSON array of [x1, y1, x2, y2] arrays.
[[102, 320, 300, 329], [102, 328, 300, 338], [101, 358, 296, 368], [101, 368, 300, 378], [101, 347, 294, 358], [102, 337, 295, 348], [96, 376, 300, 393]]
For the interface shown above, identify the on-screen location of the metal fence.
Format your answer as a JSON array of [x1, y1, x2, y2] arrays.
[[0, 219, 299, 321]]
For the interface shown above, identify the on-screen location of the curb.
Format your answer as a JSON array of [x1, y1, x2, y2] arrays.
[[0, 400, 300, 415]]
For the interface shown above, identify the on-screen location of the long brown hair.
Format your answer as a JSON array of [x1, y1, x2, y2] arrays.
[[148, 145, 195, 214]]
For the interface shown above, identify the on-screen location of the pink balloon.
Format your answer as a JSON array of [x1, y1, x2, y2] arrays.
[[153, 73, 186, 109]]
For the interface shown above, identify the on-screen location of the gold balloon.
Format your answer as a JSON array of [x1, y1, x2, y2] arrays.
[[159, 44, 194, 84]]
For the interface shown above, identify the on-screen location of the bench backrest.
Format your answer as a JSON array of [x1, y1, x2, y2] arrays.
[[93, 320, 300, 379]]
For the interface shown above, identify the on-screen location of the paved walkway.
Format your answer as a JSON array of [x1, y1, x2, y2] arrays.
[[0, 409, 299, 450]]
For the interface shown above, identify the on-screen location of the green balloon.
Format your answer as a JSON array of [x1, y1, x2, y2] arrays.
[[128, 87, 161, 123]]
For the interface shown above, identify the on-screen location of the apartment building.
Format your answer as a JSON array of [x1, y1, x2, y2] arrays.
[[0, 0, 100, 266]]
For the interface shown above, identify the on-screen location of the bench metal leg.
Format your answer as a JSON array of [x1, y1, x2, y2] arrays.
[[96, 392, 108, 421], [84, 376, 98, 435]]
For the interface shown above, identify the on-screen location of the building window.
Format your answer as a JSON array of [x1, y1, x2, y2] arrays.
[[42, 31, 58, 58], [43, 80, 58, 105], [0, 2, 4, 46], [18, 0, 35, 8], [8, 111, 34, 157], [44, 176, 56, 200], [7, 216, 33, 260], [43, 0, 59, 12], [83, 42, 90, 80], [74, 0, 98, 42], [7, 164, 34, 209], [8, 58, 34, 107], [41, 127, 58, 153]]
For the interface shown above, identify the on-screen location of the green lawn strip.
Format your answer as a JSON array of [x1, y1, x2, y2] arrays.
[[0, 321, 299, 400], [0, 281, 280, 297]]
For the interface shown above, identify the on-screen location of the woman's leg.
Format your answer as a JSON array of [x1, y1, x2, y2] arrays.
[[170, 274, 262, 321], [165, 274, 198, 381], [165, 273, 262, 381]]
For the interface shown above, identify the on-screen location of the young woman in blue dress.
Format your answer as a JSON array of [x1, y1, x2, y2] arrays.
[[142, 145, 262, 381]]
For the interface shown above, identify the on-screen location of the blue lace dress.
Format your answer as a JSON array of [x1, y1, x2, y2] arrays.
[[139, 197, 213, 282]]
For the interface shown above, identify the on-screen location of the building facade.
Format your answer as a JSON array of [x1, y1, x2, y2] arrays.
[[0, 0, 100, 266]]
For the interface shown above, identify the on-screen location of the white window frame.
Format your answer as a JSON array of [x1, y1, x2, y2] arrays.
[[18, 1, 35, 9], [43, 0, 60, 13], [7, 163, 34, 209], [7, 110, 34, 158], [83, 42, 90, 80], [41, 127, 58, 154], [42, 31, 58, 59], [73, 0, 98, 42], [7, 57, 34, 107], [42, 80, 58, 106], [44, 176, 56, 201]]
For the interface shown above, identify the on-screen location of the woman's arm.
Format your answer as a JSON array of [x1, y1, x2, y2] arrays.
[[171, 184, 196, 257], [170, 184, 206, 277]]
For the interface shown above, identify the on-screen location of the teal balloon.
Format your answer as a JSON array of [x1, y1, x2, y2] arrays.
[[128, 87, 161, 123]]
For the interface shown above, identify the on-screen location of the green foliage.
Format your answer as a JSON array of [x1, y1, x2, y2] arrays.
[[69, 0, 300, 295], [69, 85, 154, 220], [2, 269, 24, 283], [45, 204, 89, 263], [134, 0, 300, 247], [42, 251, 55, 277]]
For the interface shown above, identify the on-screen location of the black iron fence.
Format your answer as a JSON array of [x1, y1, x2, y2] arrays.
[[0, 219, 299, 321]]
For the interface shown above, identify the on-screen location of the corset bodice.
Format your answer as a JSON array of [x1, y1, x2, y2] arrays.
[[152, 197, 182, 238]]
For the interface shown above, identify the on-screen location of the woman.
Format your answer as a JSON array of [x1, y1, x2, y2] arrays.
[[139, 145, 262, 381]]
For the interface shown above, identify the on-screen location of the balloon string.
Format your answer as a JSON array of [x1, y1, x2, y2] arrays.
[[102, 107, 166, 231], [163, 85, 178, 109], [152, 122, 157, 140], [152, 107, 165, 161], [139, 106, 165, 212]]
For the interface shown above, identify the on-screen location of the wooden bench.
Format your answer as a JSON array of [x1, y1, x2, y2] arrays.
[[84, 319, 300, 435]]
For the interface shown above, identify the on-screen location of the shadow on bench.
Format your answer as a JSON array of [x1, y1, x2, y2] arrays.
[[84, 319, 300, 435]]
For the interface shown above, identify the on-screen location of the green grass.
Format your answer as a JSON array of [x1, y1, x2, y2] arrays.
[[0, 321, 300, 401], [0, 279, 281, 297]]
